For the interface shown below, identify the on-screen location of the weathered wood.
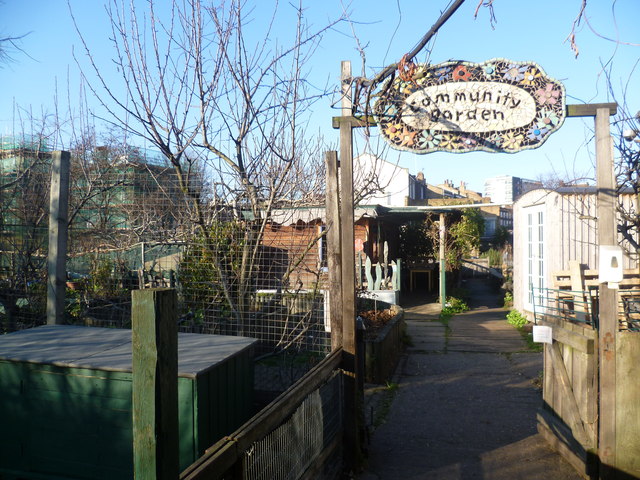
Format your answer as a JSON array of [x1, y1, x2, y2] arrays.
[[47, 151, 70, 325], [331, 115, 377, 129], [339, 60, 361, 469], [325, 151, 343, 350], [596, 105, 617, 476], [615, 332, 640, 477], [180, 349, 343, 479], [538, 319, 595, 353], [569, 261, 588, 323], [537, 410, 597, 479], [566, 103, 617, 118], [132, 288, 179, 480], [548, 341, 591, 448]]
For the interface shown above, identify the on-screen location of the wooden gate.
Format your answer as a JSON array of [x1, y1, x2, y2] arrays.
[[537, 316, 598, 477], [536, 266, 640, 478]]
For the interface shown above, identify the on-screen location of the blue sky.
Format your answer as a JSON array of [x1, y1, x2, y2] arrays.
[[1, 0, 638, 193]]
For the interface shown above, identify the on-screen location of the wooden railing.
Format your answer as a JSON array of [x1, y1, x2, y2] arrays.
[[180, 349, 344, 480]]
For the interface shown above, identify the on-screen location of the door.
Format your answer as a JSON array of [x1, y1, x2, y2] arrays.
[[524, 205, 545, 313]]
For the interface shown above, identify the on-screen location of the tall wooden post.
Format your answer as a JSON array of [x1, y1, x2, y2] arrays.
[[339, 60, 362, 469], [439, 212, 446, 308], [47, 151, 70, 325], [595, 106, 617, 477], [325, 151, 343, 350], [132, 288, 179, 480]]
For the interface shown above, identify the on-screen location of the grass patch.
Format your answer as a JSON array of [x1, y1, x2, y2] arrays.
[[505, 309, 543, 352], [372, 381, 400, 428]]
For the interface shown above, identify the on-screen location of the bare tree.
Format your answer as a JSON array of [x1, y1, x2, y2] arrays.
[[71, 0, 346, 334]]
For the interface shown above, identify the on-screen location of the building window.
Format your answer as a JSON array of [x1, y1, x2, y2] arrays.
[[526, 207, 544, 311]]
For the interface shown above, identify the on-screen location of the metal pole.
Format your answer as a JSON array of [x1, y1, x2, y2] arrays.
[[439, 212, 446, 308]]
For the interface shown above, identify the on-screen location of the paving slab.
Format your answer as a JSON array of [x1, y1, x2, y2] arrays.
[[358, 279, 582, 480]]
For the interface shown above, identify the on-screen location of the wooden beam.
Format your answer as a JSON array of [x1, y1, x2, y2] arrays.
[[595, 105, 618, 476], [332, 115, 377, 129], [548, 342, 592, 448], [537, 410, 597, 478], [325, 151, 343, 350], [566, 103, 617, 118], [180, 349, 343, 479], [338, 59, 362, 469], [538, 320, 595, 354], [47, 151, 70, 325], [132, 288, 179, 480]]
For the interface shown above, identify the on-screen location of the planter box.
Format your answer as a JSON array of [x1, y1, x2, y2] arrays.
[[365, 306, 405, 384], [0, 325, 256, 479]]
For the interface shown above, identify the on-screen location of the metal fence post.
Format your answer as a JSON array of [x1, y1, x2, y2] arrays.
[[47, 150, 70, 325]]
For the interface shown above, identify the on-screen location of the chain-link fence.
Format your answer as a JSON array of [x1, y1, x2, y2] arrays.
[[1, 139, 332, 395]]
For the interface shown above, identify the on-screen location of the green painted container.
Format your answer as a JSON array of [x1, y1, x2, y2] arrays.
[[0, 325, 256, 479]]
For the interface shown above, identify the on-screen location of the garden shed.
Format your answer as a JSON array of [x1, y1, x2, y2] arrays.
[[0, 325, 256, 479], [512, 186, 638, 318]]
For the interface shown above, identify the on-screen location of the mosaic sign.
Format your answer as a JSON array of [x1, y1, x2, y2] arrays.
[[374, 59, 566, 154]]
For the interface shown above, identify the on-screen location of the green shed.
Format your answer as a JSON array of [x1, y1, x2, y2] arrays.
[[0, 325, 256, 479]]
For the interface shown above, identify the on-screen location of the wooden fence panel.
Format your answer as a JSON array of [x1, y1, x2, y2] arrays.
[[616, 331, 640, 476], [538, 316, 598, 477]]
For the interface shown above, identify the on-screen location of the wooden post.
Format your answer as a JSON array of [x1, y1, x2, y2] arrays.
[[132, 288, 179, 480], [439, 212, 446, 308], [339, 60, 362, 469], [325, 151, 343, 350], [47, 151, 70, 325], [595, 106, 617, 477]]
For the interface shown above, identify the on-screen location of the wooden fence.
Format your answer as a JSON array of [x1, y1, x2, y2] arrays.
[[180, 349, 345, 480], [536, 316, 598, 477], [535, 264, 640, 478]]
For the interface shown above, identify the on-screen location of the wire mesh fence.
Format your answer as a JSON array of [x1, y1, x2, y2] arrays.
[[242, 371, 343, 480], [0, 136, 52, 332], [1, 139, 332, 394]]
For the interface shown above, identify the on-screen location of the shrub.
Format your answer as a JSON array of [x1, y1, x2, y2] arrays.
[[506, 309, 528, 329], [482, 248, 503, 267], [440, 296, 469, 321], [503, 291, 513, 308]]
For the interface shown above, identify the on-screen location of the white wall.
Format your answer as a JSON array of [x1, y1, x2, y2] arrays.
[[513, 188, 639, 317], [354, 153, 409, 206]]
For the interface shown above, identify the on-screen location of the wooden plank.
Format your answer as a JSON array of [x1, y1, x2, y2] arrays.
[[331, 115, 377, 128], [615, 332, 640, 477], [325, 151, 343, 350], [538, 319, 595, 353], [548, 341, 591, 448], [566, 102, 617, 118], [569, 261, 587, 322], [537, 410, 596, 479], [132, 288, 179, 480], [596, 105, 617, 476], [180, 350, 343, 479], [543, 343, 554, 412], [339, 60, 362, 470]]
